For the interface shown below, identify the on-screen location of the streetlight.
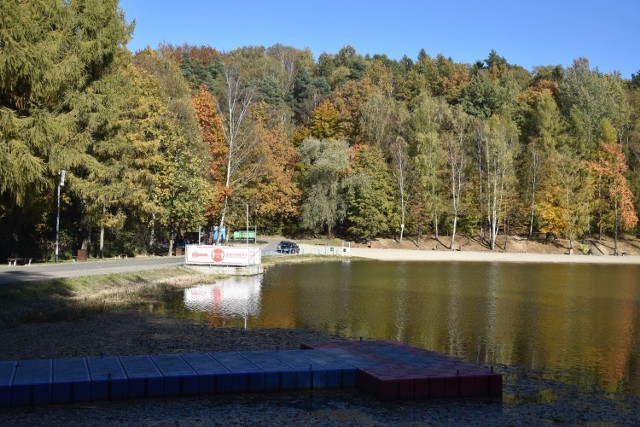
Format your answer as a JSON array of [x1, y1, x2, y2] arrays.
[[55, 169, 65, 262]]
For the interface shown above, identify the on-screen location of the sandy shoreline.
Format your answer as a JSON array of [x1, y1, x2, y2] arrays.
[[300, 245, 640, 265]]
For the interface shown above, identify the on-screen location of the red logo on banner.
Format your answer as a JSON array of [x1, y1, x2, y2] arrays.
[[191, 252, 208, 258], [212, 248, 225, 263]]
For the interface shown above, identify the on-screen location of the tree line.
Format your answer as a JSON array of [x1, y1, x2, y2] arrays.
[[1, 0, 639, 260]]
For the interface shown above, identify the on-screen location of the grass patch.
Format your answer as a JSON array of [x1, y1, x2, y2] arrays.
[[0, 267, 219, 328]]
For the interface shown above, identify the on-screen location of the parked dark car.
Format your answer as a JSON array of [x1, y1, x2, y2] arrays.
[[276, 240, 300, 254]]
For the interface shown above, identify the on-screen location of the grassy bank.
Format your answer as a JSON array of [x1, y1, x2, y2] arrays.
[[0, 255, 345, 329], [0, 268, 218, 328]]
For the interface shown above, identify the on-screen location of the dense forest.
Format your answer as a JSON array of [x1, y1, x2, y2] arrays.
[[2, 0, 640, 261]]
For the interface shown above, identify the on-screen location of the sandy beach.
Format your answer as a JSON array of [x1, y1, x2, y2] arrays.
[[351, 247, 640, 264], [300, 244, 640, 265]]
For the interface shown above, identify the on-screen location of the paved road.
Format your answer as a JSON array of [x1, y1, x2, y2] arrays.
[[0, 257, 184, 285]]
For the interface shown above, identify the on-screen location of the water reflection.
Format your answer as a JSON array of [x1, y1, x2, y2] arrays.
[[174, 260, 640, 395], [183, 276, 262, 328]]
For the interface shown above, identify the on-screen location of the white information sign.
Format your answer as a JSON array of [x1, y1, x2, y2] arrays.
[[185, 245, 261, 266]]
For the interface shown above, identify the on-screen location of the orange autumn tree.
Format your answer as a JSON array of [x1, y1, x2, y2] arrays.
[[247, 124, 301, 229], [227, 101, 301, 232], [587, 124, 638, 255], [192, 85, 227, 218], [333, 78, 381, 144]]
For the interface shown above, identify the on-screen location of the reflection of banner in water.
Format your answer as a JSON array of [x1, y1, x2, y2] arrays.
[[183, 276, 262, 317]]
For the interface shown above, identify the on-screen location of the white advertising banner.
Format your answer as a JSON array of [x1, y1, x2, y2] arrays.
[[185, 245, 261, 266]]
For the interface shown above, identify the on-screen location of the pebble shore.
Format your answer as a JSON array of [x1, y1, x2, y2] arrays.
[[0, 309, 638, 426]]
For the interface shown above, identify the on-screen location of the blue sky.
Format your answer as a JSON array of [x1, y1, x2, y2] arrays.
[[119, 0, 639, 79]]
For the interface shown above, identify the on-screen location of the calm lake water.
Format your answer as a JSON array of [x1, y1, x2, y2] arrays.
[[167, 260, 640, 396]]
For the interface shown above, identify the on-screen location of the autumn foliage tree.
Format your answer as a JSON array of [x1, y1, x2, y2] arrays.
[[134, 48, 211, 255], [537, 148, 593, 249], [242, 122, 301, 231], [193, 85, 227, 216], [333, 78, 381, 144], [308, 100, 343, 140], [588, 135, 638, 254], [225, 101, 302, 231], [4, 22, 640, 261]]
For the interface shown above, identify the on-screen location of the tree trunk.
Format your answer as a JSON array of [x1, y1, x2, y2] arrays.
[[80, 207, 91, 257], [392, 138, 410, 243], [216, 194, 229, 245], [598, 221, 603, 241], [99, 225, 105, 258], [167, 221, 175, 256], [450, 216, 458, 250], [11, 205, 23, 257], [597, 174, 603, 240], [528, 147, 539, 241], [149, 212, 156, 249], [99, 204, 105, 258], [450, 159, 462, 251], [614, 199, 619, 256], [476, 130, 485, 243], [503, 216, 509, 252], [489, 216, 497, 251], [528, 193, 535, 240]]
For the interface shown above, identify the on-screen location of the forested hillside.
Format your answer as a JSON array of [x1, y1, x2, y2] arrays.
[[2, 0, 639, 260]]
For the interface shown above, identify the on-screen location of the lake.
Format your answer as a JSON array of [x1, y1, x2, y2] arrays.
[[170, 260, 640, 396]]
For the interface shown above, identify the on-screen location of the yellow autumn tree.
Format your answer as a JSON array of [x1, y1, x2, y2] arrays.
[[537, 148, 593, 248]]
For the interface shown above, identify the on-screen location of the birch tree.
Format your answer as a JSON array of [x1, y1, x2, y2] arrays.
[[360, 93, 402, 151], [390, 136, 413, 242], [216, 63, 257, 243], [483, 115, 520, 250], [409, 96, 446, 241], [445, 106, 472, 249]]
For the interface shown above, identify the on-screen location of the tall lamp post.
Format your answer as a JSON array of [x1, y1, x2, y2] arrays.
[[55, 169, 65, 262]]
